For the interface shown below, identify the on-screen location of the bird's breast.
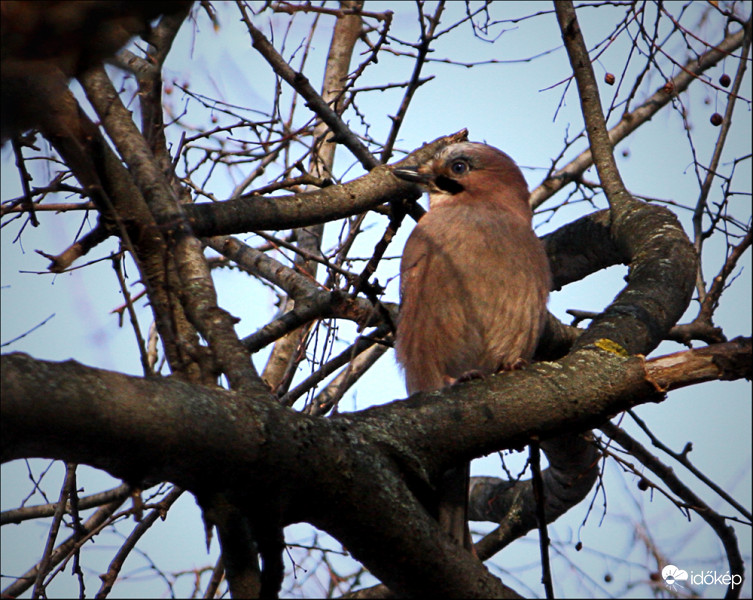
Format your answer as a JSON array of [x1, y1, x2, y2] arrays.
[[396, 205, 550, 394]]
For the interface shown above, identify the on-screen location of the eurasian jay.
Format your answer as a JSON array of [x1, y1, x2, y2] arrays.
[[393, 141, 551, 551]]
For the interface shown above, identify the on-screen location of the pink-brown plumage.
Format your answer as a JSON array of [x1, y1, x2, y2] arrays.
[[393, 142, 551, 549]]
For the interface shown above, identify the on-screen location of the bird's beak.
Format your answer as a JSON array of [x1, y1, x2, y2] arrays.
[[392, 165, 432, 184]]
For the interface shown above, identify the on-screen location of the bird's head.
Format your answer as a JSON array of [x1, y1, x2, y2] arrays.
[[393, 142, 531, 218]]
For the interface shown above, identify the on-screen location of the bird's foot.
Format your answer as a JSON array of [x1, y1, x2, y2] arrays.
[[498, 357, 528, 372], [445, 370, 486, 387]]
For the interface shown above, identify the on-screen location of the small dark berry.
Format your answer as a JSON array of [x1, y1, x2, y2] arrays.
[[637, 478, 650, 491], [710, 113, 723, 126], [604, 73, 615, 85], [719, 74, 731, 87]]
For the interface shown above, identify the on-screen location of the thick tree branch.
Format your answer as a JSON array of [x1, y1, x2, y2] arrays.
[[183, 130, 467, 237], [501, 9, 701, 569], [555, 3, 698, 357], [471, 337, 751, 524], [3, 334, 748, 596], [3, 337, 749, 595], [80, 65, 265, 394]]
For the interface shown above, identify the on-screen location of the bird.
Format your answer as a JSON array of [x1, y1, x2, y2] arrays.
[[392, 141, 551, 551]]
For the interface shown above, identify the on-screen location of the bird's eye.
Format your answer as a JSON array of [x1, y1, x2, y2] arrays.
[[450, 160, 468, 175]]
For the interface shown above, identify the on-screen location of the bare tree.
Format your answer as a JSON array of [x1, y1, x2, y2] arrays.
[[2, 1, 750, 598]]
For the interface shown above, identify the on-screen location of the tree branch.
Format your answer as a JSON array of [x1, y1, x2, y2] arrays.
[[5, 336, 749, 595], [529, 27, 747, 209], [183, 130, 468, 236], [237, 1, 378, 171]]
